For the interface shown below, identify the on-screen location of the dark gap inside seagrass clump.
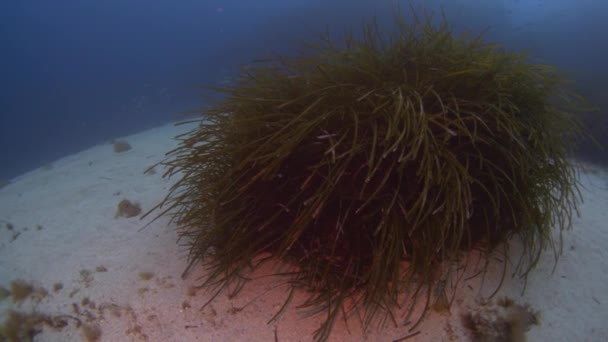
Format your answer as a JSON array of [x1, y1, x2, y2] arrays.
[[144, 5, 590, 342]]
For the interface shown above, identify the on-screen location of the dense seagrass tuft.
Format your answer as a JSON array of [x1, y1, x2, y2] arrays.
[[146, 8, 587, 341]]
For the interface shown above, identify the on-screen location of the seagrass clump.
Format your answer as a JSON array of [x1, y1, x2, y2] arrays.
[[148, 9, 585, 341]]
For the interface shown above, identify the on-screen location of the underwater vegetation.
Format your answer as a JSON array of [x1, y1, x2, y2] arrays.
[[147, 6, 588, 341]]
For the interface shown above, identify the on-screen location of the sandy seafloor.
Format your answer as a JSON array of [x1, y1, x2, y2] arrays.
[[0, 121, 607, 342]]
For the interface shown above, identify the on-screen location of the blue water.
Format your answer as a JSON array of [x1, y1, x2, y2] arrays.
[[1, 0, 607, 181]]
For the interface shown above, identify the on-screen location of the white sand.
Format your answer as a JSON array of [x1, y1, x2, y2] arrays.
[[1, 122, 607, 341]]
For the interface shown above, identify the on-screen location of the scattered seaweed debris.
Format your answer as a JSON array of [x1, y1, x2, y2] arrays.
[[33, 288, 49, 302], [0, 310, 49, 342], [115, 199, 142, 218], [52, 283, 63, 293], [112, 140, 132, 153], [9, 232, 20, 242], [2, 222, 26, 243], [6, 280, 49, 305], [0, 309, 84, 342], [463, 297, 540, 342], [79, 269, 94, 288], [138, 272, 154, 281], [9, 280, 34, 304], [95, 265, 108, 273], [68, 288, 80, 298], [81, 323, 102, 342]]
